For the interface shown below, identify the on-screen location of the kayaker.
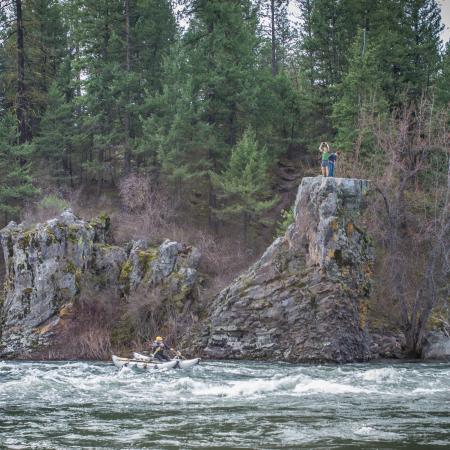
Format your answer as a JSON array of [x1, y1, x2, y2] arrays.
[[152, 336, 171, 361]]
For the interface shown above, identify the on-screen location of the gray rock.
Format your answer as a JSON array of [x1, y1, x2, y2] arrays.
[[369, 332, 405, 359], [0, 212, 107, 356], [93, 245, 127, 288], [153, 240, 183, 280], [422, 331, 450, 360], [193, 177, 373, 363]]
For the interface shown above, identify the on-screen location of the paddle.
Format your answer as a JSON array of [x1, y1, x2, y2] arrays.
[[170, 348, 184, 360]]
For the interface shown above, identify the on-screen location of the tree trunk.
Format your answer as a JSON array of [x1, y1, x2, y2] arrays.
[[124, 0, 132, 173], [15, 0, 30, 145], [270, 0, 277, 76]]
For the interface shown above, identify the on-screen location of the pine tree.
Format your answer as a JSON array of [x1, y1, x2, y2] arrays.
[[400, 0, 443, 99], [332, 30, 388, 165], [0, 0, 67, 143], [33, 83, 76, 185], [367, 0, 443, 105], [435, 42, 450, 108], [212, 128, 276, 243], [143, 0, 264, 228], [0, 113, 38, 223], [294, 0, 365, 147], [63, 0, 176, 181], [257, 0, 292, 75]]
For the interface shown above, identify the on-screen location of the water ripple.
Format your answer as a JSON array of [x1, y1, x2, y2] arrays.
[[0, 360, 449, 449]]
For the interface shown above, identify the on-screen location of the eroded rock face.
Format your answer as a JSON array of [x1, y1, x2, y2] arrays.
[[196, 177, 373, 363], [0, 211, 200, 357]]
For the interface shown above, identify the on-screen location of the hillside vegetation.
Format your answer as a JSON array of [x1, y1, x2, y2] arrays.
[[0, 0, 449, 355]]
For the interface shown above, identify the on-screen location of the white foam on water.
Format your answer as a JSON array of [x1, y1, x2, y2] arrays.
[[1, 360, 450, 449], [359, 367, 401, 383], [277, 426, 311, 444], [410, 387, 448, 394], [353, 425, 402, 440], [187, 374, 304, 398], [294, 379, 370, 395], [354, 425, 376, 435]]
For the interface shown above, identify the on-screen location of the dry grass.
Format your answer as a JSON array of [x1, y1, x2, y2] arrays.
[[114, 173, 261, 296]]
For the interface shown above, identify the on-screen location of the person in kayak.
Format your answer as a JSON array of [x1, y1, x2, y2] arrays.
[[152, 336, 171, 361], [319, 142, 330, 176]]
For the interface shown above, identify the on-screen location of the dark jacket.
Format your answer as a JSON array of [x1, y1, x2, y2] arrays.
[[152, 341, 171, 361]]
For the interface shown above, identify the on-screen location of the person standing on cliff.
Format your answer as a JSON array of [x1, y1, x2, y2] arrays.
[[328, 151, 339, 177], [319, 142, 330, 176]]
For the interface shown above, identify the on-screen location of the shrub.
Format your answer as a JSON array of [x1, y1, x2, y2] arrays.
[[275, 207, 294, 237], [39, 194, 70, 212]]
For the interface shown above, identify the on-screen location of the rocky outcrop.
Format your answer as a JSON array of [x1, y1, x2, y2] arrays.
[[0, 210, 200, 357], [195, 177, 373, 363]]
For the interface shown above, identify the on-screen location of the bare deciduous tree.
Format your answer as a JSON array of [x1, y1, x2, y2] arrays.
[[369, 99, 449, 355]]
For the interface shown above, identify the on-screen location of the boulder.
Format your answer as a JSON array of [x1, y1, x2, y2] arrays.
[[422, 331, 450, 361], [195, 177, 374, 363]]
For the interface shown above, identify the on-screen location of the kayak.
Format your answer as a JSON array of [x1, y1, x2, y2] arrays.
[[178, 358, 201, 369], [112, 355, 179, 370], [132, 352, 152, 361], [133, 352, 201, 369]]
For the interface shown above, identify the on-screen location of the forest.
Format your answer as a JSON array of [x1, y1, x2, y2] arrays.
[[0, 0, 449, 355]]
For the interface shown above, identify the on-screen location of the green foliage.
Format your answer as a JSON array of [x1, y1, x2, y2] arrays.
[[0, 0, 448, 241], [0, 0, 67, 139], [38, 195, 70, 214], [276, 207, 294, 237], [212, 128, 276, 241], [0, 113, 39, 221], [436, 42, 450, 108], [34, 83, 75, 184], [332, 30, 388, 162]]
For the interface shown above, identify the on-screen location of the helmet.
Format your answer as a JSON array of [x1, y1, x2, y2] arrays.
[[156, 336, 163, 342]]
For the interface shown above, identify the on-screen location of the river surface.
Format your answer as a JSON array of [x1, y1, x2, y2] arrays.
[[0, 360, 449, 449]]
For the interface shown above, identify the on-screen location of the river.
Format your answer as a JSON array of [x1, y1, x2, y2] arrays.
[[0, 360, 449, 449]]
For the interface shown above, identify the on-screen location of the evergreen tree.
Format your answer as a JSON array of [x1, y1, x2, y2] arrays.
[[0, 113, 38, 223], [33, 83, 76, 185], [143, 0, 264, 227], [294, 0, 365, 146], [400, 0, 443, 99], [435, 42, 450, 108], [0, 0, 67, 142], [257, 0, 293, 75], [212, 128, 276, 243], [64, 0, 176, 181], [332, 30, 388, 165], [364, 0, 443, 105]]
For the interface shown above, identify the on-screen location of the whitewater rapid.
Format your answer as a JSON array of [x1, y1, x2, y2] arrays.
[[1, 360, 449, 449]]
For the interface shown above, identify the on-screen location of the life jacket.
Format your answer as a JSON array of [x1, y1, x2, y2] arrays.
[[152, 341, 164, 351]]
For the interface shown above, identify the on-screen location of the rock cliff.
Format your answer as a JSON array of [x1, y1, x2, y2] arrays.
[[0, 210, 200, 357], [194, 177, 373, 363]]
